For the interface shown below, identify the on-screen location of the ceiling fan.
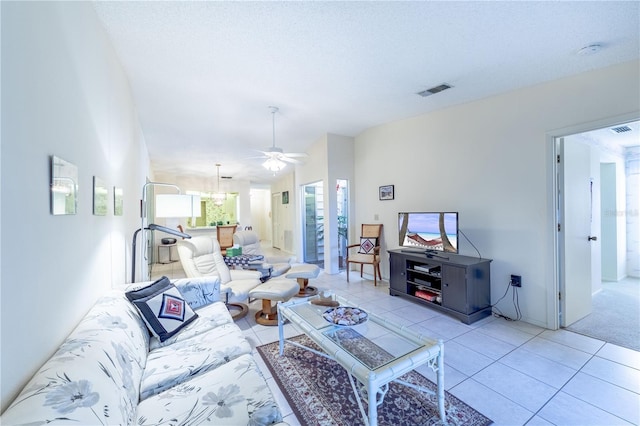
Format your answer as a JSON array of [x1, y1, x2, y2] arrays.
[[258, 106, 307, 172]]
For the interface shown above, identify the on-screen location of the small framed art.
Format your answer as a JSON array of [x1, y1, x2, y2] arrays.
[[50, 155, 78, 215], [282, 191, 289, 204], [114, 187, 123, 216], [379, 185, 394, 201], [93, 176, 108, 215]]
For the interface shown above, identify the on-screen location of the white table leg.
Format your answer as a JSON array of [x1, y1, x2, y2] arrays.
[[368, 376, 377, 426], [278, 304, 285, 356], [437, 341, 446, 423]]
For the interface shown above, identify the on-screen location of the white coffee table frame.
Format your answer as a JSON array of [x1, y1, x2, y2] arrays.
[[278, 295, 445, 426]]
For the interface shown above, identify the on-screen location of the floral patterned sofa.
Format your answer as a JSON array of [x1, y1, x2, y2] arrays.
[[1, 276, 286, 425]]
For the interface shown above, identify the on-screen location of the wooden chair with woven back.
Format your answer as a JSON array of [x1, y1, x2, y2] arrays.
[[216, 224, 237, 255], [346, 223, 383, 286]]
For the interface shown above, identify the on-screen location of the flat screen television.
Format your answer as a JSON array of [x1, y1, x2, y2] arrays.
[[398, 212, 459, 253]]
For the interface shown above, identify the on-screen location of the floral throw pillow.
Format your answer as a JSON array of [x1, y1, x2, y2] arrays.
[[358, 237, 377, 254], [126, 276, 198, 342]]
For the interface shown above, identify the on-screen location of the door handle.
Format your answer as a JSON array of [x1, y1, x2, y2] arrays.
[[588, 236, 598, 241]]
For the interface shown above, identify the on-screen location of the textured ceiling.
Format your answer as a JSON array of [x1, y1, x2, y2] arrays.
[[92, 1, 640, 185]]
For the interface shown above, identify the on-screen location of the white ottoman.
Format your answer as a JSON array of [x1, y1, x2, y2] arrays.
[[286, 263, 321, 297], [249, 279, 300, 326]]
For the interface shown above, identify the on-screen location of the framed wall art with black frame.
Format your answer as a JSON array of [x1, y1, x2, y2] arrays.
[[379, 185, 394, 201]]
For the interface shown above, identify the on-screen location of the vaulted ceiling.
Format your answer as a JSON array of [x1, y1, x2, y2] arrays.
[[93, 1, 640, 185]]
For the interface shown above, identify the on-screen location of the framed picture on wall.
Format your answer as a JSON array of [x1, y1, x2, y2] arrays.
[[282, 191, 289, 204], [379, 185, 394, 200], [50, 155, 78, 215], [114, 186, 123, 216], [93, 176, 109, 215]]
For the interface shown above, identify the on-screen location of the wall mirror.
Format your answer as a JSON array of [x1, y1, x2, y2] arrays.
[[50, 155, 78, 215], [93, 176, 108, 215]]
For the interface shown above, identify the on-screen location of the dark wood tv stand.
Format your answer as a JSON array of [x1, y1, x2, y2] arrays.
[[389, 249, 492, 324]]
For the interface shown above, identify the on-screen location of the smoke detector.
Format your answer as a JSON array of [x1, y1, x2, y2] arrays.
[[417, 83, 453, 97]]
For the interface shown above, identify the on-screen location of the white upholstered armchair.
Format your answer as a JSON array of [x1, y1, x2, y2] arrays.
[[232, 230, 294, 278], [233, 230, 320, 297], [177, 236, 261, 319]]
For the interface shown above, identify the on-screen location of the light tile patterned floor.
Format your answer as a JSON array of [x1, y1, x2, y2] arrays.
[[152, 259, 640, 425], [241, 271, 640, 426]]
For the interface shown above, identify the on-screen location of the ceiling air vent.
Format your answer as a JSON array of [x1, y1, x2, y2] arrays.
[[417, 83, 452, 98], [610, 125, 632, 134]]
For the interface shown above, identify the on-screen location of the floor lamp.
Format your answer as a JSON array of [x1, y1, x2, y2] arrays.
[[131, 224, 191, 283], [132, 182, 200, 283]]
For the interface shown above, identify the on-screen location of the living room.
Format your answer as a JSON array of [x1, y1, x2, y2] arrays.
[[2, 1, 639, 423]]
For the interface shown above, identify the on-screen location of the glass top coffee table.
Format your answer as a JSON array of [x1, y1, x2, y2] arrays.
[[277, 293, 445, 426]]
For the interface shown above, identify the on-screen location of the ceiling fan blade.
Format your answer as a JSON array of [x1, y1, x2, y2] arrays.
[[283, 152, 308, 158], [263, 146, 284, 155], [280, 156, 302, 164]]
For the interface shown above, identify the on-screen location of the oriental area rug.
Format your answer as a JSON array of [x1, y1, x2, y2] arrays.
[[257, 334, 492, 426]]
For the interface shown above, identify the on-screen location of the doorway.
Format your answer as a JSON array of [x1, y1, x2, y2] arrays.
[[555, 119, 639, 349]]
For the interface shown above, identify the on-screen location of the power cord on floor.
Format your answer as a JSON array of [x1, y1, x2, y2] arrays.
[[492, 277, 522, 321]]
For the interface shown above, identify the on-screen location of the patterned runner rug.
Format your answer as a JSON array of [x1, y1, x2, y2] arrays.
[[257, 334, 492, 426]]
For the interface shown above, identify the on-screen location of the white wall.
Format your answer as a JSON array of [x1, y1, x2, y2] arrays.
[[325, 134, 355, 274], [1, 2, 149, 410], [353, 60, 640, 328], [626, 146, 640, 277]]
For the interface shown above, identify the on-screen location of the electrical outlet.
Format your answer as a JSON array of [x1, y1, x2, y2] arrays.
[[510, 274, 522, 287]]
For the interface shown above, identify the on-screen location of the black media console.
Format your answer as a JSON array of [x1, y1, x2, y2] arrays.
[[389, 249, 492, 324]]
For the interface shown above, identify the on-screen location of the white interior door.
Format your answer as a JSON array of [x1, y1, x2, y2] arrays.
[[559, 138, 594, 326]]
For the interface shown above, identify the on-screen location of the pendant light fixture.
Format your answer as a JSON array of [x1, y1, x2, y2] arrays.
[[211, 163, 227, 206]]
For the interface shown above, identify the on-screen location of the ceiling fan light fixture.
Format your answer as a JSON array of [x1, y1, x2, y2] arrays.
[[263, 157, 286, 172]]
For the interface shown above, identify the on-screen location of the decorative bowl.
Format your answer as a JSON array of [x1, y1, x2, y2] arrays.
[[322, 306, 368, 327]]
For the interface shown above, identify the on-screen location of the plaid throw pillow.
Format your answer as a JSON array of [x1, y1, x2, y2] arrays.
[[358, 237, 377, 254]]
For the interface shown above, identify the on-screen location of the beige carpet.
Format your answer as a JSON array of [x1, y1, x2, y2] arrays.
[[567, 277, 640, 351]]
